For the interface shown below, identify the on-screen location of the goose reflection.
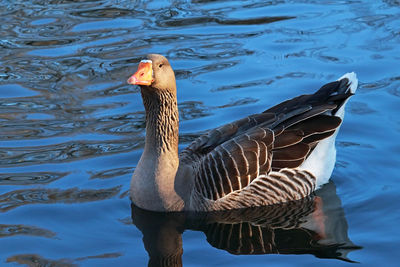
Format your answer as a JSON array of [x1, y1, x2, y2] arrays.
[[131, 181, 361, 266]]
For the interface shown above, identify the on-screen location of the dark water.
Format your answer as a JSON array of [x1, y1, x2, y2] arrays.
[[1, 0, 399, 266]]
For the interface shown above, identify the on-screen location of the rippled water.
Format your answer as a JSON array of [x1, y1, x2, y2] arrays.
[[1, 0, 399, 266]]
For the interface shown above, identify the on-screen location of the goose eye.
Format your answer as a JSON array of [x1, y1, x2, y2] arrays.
[[159, 64, 163, 68]]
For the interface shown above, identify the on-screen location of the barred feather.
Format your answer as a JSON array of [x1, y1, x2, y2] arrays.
[[181, 74, 357, 211]]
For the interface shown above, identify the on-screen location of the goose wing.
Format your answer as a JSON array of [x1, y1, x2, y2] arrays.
[[180, 78, 353, 203]]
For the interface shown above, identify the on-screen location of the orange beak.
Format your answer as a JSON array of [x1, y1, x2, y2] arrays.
[[127, 60, 154, 85]]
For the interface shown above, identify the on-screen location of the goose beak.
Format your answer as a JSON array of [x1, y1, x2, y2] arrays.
[[127, 60, 154, 85]]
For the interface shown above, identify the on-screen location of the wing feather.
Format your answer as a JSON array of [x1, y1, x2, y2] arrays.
[[183, 77, 353, 204], [193, 127, 274, 200]]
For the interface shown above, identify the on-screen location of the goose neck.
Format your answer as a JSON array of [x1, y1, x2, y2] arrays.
[[141, 87, 179, 156]]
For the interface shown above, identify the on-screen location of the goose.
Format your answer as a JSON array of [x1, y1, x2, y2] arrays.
[[127, 54, 357, 212]]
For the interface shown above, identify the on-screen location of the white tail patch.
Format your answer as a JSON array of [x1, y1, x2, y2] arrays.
[[335, 72, 358, 120], [299, 73, 358, 188], [339, 72, 358, 94]]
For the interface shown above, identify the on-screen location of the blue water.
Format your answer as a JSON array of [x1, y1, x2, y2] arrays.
[[1, 0, 399, 266]]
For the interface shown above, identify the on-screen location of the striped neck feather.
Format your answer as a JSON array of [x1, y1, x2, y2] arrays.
[[141, 87, 179, 156]]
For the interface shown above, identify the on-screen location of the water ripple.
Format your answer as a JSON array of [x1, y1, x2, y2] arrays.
[[7, 254, 77, 267], [0, 224, 56, 238], [158, 15, 295, 27], [75, 252, 123, 261], [179, 101, 213, 120], [89, 167, 134, 180], [212, 72, 315, 92], [0, 171, 69, 185], [71, 7, 133, 18], [7, 252, 123, 266], [217, 97, 259, 108], [0, 111, 145, 140], [0, 139, 143, 167], [0, 186, 121, 212]]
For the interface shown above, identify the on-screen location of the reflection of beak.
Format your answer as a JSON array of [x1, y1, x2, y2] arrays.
[[127, 60, 154, 85]]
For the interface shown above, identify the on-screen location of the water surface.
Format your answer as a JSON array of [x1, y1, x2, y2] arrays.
[[1, 0, 399, 266]]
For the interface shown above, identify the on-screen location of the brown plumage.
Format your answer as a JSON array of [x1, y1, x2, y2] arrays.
[[128, 54, 357, 212]]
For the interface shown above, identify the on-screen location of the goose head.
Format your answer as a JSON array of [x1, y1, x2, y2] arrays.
[[127, 54, 176, 93]]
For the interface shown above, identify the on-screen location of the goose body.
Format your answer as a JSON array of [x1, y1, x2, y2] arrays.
[[128, 54, 357, 212]]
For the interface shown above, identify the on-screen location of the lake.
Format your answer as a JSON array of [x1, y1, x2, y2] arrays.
[[0, 0, 399, 266]]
